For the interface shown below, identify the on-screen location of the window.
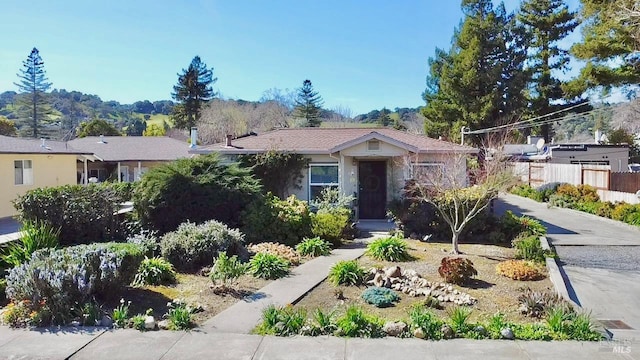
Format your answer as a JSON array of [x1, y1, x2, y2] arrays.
[[89, 169, 108, 182], [309, 164, 339, 200], [367, 140, 380, 151], [410, 163, 444, 185], [14, 160, 33, 185]]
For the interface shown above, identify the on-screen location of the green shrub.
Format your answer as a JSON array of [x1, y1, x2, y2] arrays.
[[513, 235, 551, 263], [569, 313, 603, 341], [133, 154, 262, 234], [361, 287, 399, 308], [1, 220, 59, 268], [12, 183, 132, 246], [165, 301, 194, 330], [209, 252, 249, 289], [0, 278, 6, 303], [438, 257, 477, 285], [409, 304, 443, 339], [6, 243, 144, 325], [256, 304, 307, 336], [160, 220, 245, 272], [310, 211, 349, 247], [328, 260, 365, 286], [296, 237, 331, 257], [612, 203, 640, 225], [447, 306, 472, 334], [304, 308, 337, 336], [132, 257, 177, 287], [366, 236, 411, 262], [238, 151, 308, 199], [518, 289, 573, 318], [499, 211, 546, 239], [112, 298, 131, 328], [250, 253, 290, 279], [242, 194, 312, 247], [335, 305, 384, 338], [595, 201, 615, 218], [510, 184, 543, 201]]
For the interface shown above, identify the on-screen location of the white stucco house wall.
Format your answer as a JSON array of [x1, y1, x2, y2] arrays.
[[190, 128, 478, 220]]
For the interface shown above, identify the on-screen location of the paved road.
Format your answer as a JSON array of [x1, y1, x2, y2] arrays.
[[496, 194, 640, 339]]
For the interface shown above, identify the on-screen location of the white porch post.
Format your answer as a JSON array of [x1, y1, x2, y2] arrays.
[[83, 158, 88, 185], [339, 152, 345, 195], [117, 162, 121, 183], [137, 161, 142, 181]]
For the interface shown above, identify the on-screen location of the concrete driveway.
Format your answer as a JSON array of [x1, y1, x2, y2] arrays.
[[495, 194, 640, 340]]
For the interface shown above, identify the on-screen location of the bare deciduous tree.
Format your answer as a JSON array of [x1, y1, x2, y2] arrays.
[[407, 134, 515, 254]]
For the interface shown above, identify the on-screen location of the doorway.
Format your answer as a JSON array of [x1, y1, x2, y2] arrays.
[[358, 161, 387, 219]]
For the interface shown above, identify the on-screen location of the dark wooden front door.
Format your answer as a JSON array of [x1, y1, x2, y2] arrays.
[[358, 161, 387, 219]]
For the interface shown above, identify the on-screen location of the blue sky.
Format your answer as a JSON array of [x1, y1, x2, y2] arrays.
[[1, 0, 581, 115]]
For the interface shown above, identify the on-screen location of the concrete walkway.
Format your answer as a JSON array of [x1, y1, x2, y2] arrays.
[[495, 194, 640, 340], [202, 243, 368, 333], [0, 327, 636, 360]]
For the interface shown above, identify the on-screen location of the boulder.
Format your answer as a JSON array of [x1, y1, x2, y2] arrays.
[[383, 321, 407, 337], [373, 272, 384, 287], [500, 327, 515, 340], [385, 266, 402, 278], [157, 320, 170, 330], [144, 316, 156, 330], [413, 327, 425, 339], [441, 324, 455, 339], [100, 316, 113, 328]]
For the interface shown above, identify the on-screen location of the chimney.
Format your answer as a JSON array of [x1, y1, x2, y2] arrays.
[[41, 138, 45, 148], [226, 135, 233, 147], [595, 129, 602, 144], [190, 127, 198, 148], [99, 134, 105, 143]]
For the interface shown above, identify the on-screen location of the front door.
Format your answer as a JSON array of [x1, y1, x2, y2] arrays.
[[358, 161, 387, 219]]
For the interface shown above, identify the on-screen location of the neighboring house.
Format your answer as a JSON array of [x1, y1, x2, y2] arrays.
[[549, 144, 629, 172], [190, 128, 477, 219], [0, 135, 93, 218], [68, 136, 192, 183]]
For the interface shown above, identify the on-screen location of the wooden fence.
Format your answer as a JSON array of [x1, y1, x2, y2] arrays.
[[510, 162, 640, 204], [610, 172, 640, 194]]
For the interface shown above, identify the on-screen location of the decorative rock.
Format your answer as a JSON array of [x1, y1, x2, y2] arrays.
[[384, 278, 392, 288], [413, 327, 425, 339], [100, 315, 113, 328], [409, 290, 416, 297], [437, 295, 444, 302], [475, 325, 487, 336], [500, 327, 514, 340], [71, 321, 81, 327], [447, 285, 453, 292], [441, 324, 455, 339], [385, 266, 402, 278], [373, 273, 384, 287], [157, 320, 170, 330], [383, 321, 407, 337], [144, 316, 156, 330]]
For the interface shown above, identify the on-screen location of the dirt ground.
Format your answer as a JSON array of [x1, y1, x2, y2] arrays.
[[105, 273, 270, 324], [295, 239, 553, 323]]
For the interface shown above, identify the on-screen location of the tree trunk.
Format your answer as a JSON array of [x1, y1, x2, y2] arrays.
[[451, 231, 460, 254]]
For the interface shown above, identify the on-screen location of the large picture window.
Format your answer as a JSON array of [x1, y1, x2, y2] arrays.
[[410, 162, 444, 186], [14, 160, 33, 185], [309, 164, 339, 200]]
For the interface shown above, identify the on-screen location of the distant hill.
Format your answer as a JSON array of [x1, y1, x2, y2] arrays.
[[0, 89, 174, 139]]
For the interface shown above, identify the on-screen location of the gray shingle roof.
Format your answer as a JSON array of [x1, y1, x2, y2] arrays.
[[67, 136, 191, 161], [0, 135, 90, 155], [193, 128, 477, 154]]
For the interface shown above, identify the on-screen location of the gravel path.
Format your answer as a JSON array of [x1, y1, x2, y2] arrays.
[[555, 245, 640, 271]]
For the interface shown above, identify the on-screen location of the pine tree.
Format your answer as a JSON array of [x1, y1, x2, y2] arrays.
[[567, 0, 640, 95], [171, 56, 217, 130], [14, 48, 53, 138], [518, 0, 578, 142], [421, 0, 527, 144], [377, 108, 391, 126], [294, 79, 324, 127]]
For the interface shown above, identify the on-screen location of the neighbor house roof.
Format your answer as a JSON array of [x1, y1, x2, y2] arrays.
[[67, 136, 191, 161], [0, 135, 91, 155], [191, 128, 478, 155]]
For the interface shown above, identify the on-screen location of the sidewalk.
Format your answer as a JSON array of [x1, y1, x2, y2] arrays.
[[0, 327, 636, 360]]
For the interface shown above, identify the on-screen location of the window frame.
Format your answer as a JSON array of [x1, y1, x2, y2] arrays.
[[14, 159, 33, 186], [308, 163, 339, 200]]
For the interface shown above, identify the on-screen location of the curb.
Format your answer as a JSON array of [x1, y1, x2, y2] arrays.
[[541, 236, 612, 340]]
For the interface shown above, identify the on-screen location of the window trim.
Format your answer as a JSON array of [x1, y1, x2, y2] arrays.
[[14, 159, 33, 186], [308, 163, 339, 200]]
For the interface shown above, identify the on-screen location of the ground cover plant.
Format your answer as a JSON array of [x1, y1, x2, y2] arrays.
[[496, 260, 545, 281], [132, 257, 177, 287], [296, 237, 331, 257], [328, 260, 365, 286], [250, 253, 290, 279]]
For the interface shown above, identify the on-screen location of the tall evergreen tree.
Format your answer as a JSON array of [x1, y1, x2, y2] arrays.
[[421, 0, 527, 144], [14, 48, 53, 138], [567, 0, 640, 96], [519, 0, 578, 141], [377, 107, 391, 126], [294, 79, 324, 127], [171, 56, 217, 130]]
